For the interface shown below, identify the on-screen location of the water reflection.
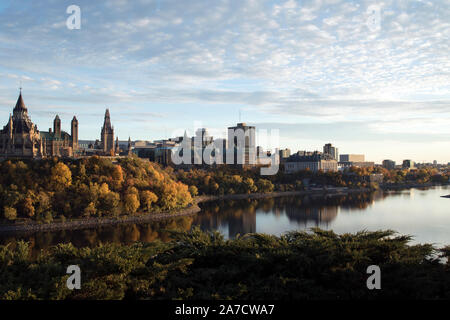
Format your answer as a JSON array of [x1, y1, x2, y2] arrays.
[[195, 192, 383, 238], [0, 216, 194, 256], [1, 186, 449, 254]]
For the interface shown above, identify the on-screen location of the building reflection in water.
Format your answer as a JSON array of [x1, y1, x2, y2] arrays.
[[195, 192, 380, 238], [0, 191, 384, 254]]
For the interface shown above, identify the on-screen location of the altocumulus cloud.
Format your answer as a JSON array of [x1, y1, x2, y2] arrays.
[[0, 0, 448, 162]]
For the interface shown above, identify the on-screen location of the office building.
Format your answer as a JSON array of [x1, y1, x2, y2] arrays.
[[323, 143, 338, 161], [382, 160, 396, 170], [227, 123, 256, 166], [285, 152, 338, 173]]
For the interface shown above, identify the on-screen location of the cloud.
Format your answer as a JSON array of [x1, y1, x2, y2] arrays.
[[0, 0, 448, 161]]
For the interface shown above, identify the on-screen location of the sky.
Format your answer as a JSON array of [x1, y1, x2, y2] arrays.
[[0, 0, 449, 164]]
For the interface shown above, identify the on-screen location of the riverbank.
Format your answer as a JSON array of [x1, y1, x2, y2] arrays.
[[0, 187, 372, 234], [0, 203, 202, 234], [2, 184, 444, 234], [380, 182, 446, 190], [196, 187, 371, 203]]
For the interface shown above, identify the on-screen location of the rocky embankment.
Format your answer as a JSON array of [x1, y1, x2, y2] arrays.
[[0, 203, 202, 234]]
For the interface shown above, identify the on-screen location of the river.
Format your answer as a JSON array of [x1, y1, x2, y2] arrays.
[[1, 185, 449, 253]]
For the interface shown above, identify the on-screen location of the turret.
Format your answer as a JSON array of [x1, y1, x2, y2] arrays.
[[71, 116, 78, 150], [53, 115, 61, 137], [128, 137, 132, 156], [115, 136, 119, 154], [7, 114, 13, 137]]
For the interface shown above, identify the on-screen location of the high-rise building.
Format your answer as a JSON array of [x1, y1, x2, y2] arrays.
[[323, 143, 338, 161], [402, 160, 415, 170], [195, 128, 213, 148], [227, 123, 256, 166], [279, 148, 291, 159], [340, 154, 365, 162], [382, 160, 396, 170], [101, 109, 115, 155]]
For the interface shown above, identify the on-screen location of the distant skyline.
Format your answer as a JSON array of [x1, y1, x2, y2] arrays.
[[0, 0, 449, 164]]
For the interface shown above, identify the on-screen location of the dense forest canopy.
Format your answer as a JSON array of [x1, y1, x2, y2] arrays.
[[1, 156, 448, 223], [176, 165, 449, 195], [0, 156, 193, 223], [0, 228, 449, 300]]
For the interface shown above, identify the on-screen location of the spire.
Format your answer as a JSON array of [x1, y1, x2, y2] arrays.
[[127, 137, 132, 155], [14, 92, 27, 113], [103, 108, 112, 129]]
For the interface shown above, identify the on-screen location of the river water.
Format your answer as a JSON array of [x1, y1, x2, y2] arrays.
[[1, 186, 449, 253]]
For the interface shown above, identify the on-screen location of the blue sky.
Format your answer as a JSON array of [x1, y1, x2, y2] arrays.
[[0, 0, 449, 163]]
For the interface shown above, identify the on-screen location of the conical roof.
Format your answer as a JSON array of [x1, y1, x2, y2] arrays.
[[14, 93, 27, 112]]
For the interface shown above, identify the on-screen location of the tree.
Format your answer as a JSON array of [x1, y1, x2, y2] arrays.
[[242, 177, 257, 193], [124, 193, 140, 215], [140, 190, 158, 212], [22, 197, 35, 218], [3, 206, 17, 221], [111, 165, 124, 189], [99, 191, 120, 216], [50, 162, 72, 190], [188, 185, 198, 197], [83, 202, 97, 217], [256, 179, 275, 193]]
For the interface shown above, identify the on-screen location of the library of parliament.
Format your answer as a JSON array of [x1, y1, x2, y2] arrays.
[[0, 91, 121, 159]]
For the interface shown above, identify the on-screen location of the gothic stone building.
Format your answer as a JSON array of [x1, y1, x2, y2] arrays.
[[100, 108, 115, 155], [0, 92, 78, 159]]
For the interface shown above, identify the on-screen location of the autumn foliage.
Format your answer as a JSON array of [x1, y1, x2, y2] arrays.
[[0, 156, 193, 223]]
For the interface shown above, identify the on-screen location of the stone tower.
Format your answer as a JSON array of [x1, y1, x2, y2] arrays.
[[71, 116, 78, 150], [115, 136, 120, 154], [101, 108, 114, 155], [53, 115, 61, 138], [127, 136, 132, 156]]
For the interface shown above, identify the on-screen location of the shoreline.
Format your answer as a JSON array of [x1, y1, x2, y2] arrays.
[[0, 204, 202, 234], [0, 188, 369, 234], [380, 182, 445, 190], [1, 184, 446, 234], [196, 187, 372, 203]]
